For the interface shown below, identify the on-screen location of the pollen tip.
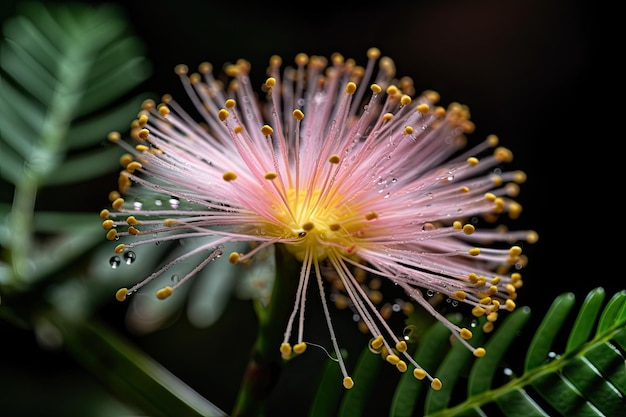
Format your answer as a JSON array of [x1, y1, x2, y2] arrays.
[[293, 342, 307, 354], [229, 252, 240, 264], [413, 368, 426, 380], [115, 288, 128, 302], [156, 286, 173, 300], [343, 376, 354, 389], [473, 347, 487, 358], [431, 378, 443, 390]]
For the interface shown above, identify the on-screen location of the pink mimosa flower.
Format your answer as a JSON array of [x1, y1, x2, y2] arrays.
[[100, 48, 538, 390]]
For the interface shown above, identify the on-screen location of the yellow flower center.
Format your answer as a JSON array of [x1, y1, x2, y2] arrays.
[[268, 188, 369, 261]]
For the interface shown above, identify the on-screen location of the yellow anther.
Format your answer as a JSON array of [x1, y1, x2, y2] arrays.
[[218, 109, 229, 121], [292, 109, 304, 120], [460, 328, 473, 340], [370, 83, 382, 94], [158, 104, 170, 116], [403, 126, 414, 135], [431, 378, 443, 390], [174, 64, 188, 75], [480, 296, 492, 305], [126, 216, 139, 226], [264, 172, 278, 180], [280, 343, 292, 358], [115, 288, 128, 302], [386, 85, 398, 96], [293, 342, 307, 354], [128, 226, 139, 235], [487, 312, 498, 322], [509, 246, 522, 257], [261, 125, 274, 136], [234, 125, 243, 134], [106, 229, 117, 241], [365, 211, 378, 221], [345, 82, 357, 94], [343, 377, 354, 389], [225, 99, 236, 108], [416, 103, 429, 113], [265, 77, 276, 88], [164, 219, 178, 226], [473, 347, 486, 358], [490, 276, 501, 285], [484, 192, 496, 202], [483, 321, 495, 333], [99, 209, 110, 220], [386, 354, 400, 365], [382, 112, 393, 121], [460, 186, 470, 192], [137, 128, 149, 140], [395, 341, 407, 352], [229, 252, 240, 264], [367, 47, 381, 59], [396, 361, 408, 373], [114, 244, 125, 254], [371, 335, 384, 350], [137, 114, 149, 126], [107, 131, 121, 142], [472, 306, 486, 317], [119, 154, 133, 168], [223, 171, 238, 181], [156, 286, 173, 300], [413, 369, 426, 380], [453, 290, 466, 300], [135, 144, 149, 152], [400, 95, 412, 106], [302, 222, 315, 231], [102, 219, 114, 230], [198, 61, 212, 73], [467, 157, 479, 166], [463, 224, 475, 235], [494, 146, 513, 163], [468, 248, 480, 256], [453, 221, 462, 230], [505, 299, 516, 311], [487, 134, 499, 146], [112, 198, 125, 210], [329, 223, 341, 231], [468, 272, 479, 283], [328, 154, 340, 164]]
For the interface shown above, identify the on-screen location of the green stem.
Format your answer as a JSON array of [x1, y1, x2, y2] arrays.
[[231, 244, 301, 417]]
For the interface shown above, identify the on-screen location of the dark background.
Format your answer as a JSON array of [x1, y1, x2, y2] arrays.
[[1, 0, 618, 416]]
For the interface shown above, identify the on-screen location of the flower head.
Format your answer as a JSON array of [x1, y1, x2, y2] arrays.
[[101, 48, 538, 390]]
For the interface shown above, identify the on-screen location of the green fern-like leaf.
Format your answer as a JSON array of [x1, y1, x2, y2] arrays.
[[311, 288, 626, 416], [0, 2, 151, 288]]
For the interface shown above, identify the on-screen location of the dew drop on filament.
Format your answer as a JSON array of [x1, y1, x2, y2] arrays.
[[109, 256, 121, 268], [171, 274, 180, 283]]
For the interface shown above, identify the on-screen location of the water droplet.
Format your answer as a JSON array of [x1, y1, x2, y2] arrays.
[[123, 251, 136, 265], [155, 199, 163, 206], [169, 197, 180, 209], [109, 256, 121, 268], [426, 289, 434, 297], [352, 313, 360, 322], [133, 201, 143, 210], [470, 319, 479, 328], [503, 368, 513, 377], [391, 178, 397, 183], [451, 300, 459, 307], [171, 274, 180, 283], [392, 303, 401, 312]]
